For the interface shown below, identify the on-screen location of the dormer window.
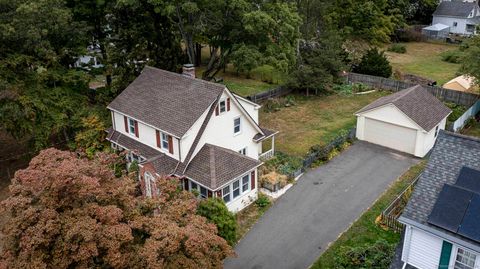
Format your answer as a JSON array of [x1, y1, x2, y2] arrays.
[[128, 118, 136, 135], [161, 132, 169, 150], [155, 130, 174, 154], [124, 116, 138, 137]]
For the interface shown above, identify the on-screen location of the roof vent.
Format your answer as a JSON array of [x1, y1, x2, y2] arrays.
[[182, 64, 195, 78]]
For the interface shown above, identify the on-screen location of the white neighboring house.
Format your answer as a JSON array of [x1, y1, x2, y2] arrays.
[[432, 0, 480, 36], [106, 65, 277, 212], [355, 85, 451, 158], [74, 45, 104, 69], [399, 132, 480, 269]]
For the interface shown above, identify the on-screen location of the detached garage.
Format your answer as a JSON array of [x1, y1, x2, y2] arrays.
[[355, 85, 451, 157]]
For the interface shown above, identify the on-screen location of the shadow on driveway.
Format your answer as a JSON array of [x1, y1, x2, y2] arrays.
[[224, 141, 419, 269]]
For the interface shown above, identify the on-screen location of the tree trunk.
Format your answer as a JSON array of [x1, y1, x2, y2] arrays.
[[195, 43, 202, 66]]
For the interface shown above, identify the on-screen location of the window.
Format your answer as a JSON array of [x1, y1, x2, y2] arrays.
[[453, 22, 458, 27], [191, 181, 198, 190], [161, 132, 169, 150], [144, 172, 155, 198], [234, 117, 241, 134], [455, 248, 477, 269], [242, 174, 250, 192], [200, 186, 208, 198], [233, 180, 240, 199], [219, 99, 226, 113], [223, 186, 231, 203], [435, 126, 439, 137], [128, 118, 136, 135], [238, 147, 247, 155], [190, 181, 208, 199]]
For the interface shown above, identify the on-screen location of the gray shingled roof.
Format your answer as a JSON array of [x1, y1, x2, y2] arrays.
[[401, 131, 480, 245], [356, 85, 451, 131], [433, 1, 478, 17], [184, 144, 261, 190], [107, 66, 225, 137], [253, 127, 278, 141]]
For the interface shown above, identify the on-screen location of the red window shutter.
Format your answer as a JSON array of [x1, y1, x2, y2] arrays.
[[134, 121, 139, 137], [168, 135, 173, 154], [251, 170, 256, 190], [216, 190, 222, 198], [124, 116, 128, 132], [227, 98, 231, 111], [184, 178, 189, 191], [215, 105, 219, 116], [156, 130, 160, 148], [208, 190, 213, 198]]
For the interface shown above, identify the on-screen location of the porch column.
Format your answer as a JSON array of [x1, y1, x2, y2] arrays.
[[271, 136, 275, 154]]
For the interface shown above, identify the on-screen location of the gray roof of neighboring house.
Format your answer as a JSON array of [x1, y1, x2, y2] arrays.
[[183, 143, 261, 190], [401, 131, 480, 247], [356, 85, 451, 131], [107, 66, 225, 137], [433, 1, 478, 17]]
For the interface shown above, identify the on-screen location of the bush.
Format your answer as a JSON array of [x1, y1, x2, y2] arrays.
[[197, 198, 238, 245], [253, 64, 283, 84], [256, 194, 271, 208], [353, 48, 392, 78], [262, 95, 296, 113], [262, 152, 303, 176], [387, 44, 406, 54], [445, 102, 467, 122], [440, 50, 465, 64], [334, 239, 396, 269]]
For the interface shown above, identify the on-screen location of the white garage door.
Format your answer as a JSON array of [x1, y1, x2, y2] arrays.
[[364, 118, 417, 154]]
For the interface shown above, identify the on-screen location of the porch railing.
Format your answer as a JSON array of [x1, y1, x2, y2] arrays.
[[259, 149, 274, 160]]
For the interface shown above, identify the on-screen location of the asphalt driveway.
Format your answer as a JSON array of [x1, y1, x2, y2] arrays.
[[224, 141, 419, 269]]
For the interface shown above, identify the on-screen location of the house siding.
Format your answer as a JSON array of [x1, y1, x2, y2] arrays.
[[225, 169, 258, 213], [432, 16, 476, 35], [111, 110, 180, 160], [402, 226, 444, 269]]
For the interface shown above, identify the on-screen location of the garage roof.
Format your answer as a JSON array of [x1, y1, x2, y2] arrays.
[[356, 85, 451, 131]]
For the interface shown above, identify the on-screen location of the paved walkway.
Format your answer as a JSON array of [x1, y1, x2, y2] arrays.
[[224, 141, 419, 269]]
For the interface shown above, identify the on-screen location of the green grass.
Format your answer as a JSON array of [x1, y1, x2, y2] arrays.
[[385, 42, 461, 85], [312, 160, 426, 268], [461, 120, 480, 138], [260, 91, 388, 157], [235, 196, 272, 243]]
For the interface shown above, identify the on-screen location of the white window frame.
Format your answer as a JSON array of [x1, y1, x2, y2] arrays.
[[242, 174, 250, 192], [161, 132, 169, 150], [238, 147, 247, 156], [233, 116, 241, 135], [219, 99, 227, 114], [189, 180, 208, 199], [128, 118, 136, 135], [232, 180, 240, 199], [453, 246, 477, 269], [453, 21, 458, 27], [222, 185, 231, 203], [144, 172, 155, 198], [221, 172, 251, 204]]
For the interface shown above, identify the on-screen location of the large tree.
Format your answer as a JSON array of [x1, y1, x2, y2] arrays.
[[0, 148, 233, 268], [461, 35, 480, 89]]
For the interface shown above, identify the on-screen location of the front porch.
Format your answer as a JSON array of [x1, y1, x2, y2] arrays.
[[259, 135, 275, 160], [256, 128, 278, 161]]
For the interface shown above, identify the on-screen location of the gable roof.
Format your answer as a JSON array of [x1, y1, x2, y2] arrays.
[[183, 144, 261, 190], [401, 132, 480, 248], [107, 66, 225, 137], [433, 1, 478, 17], [356, 85, 451, 131], [444, 75, 476, 92]]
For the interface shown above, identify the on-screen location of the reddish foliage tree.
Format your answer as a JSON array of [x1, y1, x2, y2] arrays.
[[0, 148, 233, 269]]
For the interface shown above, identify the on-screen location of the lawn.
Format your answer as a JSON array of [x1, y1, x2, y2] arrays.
[[195, 65, 280, 97], [260, 91, 388, 157], [385, 42, 460, 85], [235, 195, 272, 244], [312, 160, 426, 268]]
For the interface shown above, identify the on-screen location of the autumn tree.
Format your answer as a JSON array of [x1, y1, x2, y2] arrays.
[[0, 148, 233, 269]]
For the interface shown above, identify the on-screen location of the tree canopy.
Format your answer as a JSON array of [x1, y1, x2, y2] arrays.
[[0, 148, 233, 268]]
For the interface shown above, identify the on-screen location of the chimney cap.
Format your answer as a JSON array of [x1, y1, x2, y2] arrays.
[[183, 63, 194, 68]]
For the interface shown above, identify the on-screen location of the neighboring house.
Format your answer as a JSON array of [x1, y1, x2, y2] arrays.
[[355, 85, 451, 157], [422, 23, 450, 39], [74, 45, 104, 69], [432, 0, 480, 36], [105, 65, 277, 212], [443, 75, 478, 93], [399, 131, 480, 269]]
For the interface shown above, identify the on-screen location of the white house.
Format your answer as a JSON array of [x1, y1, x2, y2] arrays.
[[399, 132, 480, 269], [105, 65, 277, 212], [355, 85, 451, 158], [432, 0, 480, 36]]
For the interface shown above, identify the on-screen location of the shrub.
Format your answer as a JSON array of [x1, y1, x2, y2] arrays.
[[253, 64, 283, 84], [334, 239, 396, 269], [387, 44, 406, 54], [197, 198, 238, 245], [445, 102, 467, 122], [263, 152, 303, 176], [333, 84, 353, 95], [256, 194, 271, 208], [262, 95, 296, 113], [353, 48, 392, 78], [440, 50, 465, 64]]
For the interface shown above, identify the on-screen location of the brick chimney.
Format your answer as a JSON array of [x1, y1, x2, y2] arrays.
[[182, 64, 195, 78]]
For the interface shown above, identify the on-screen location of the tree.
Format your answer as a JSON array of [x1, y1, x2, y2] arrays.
[[230, 44, 263, 77], [197, 198, 238, 246], [353, 48, 392, 78], [0, 148, 233, 268], [74, 114, 108, 158], [461, 35, 480, 88]]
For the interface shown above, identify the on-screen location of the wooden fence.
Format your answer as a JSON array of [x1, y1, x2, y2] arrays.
[[346, 73, 479, 107], [247, 86, 293, 103], [380, 174, 421, 233]]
